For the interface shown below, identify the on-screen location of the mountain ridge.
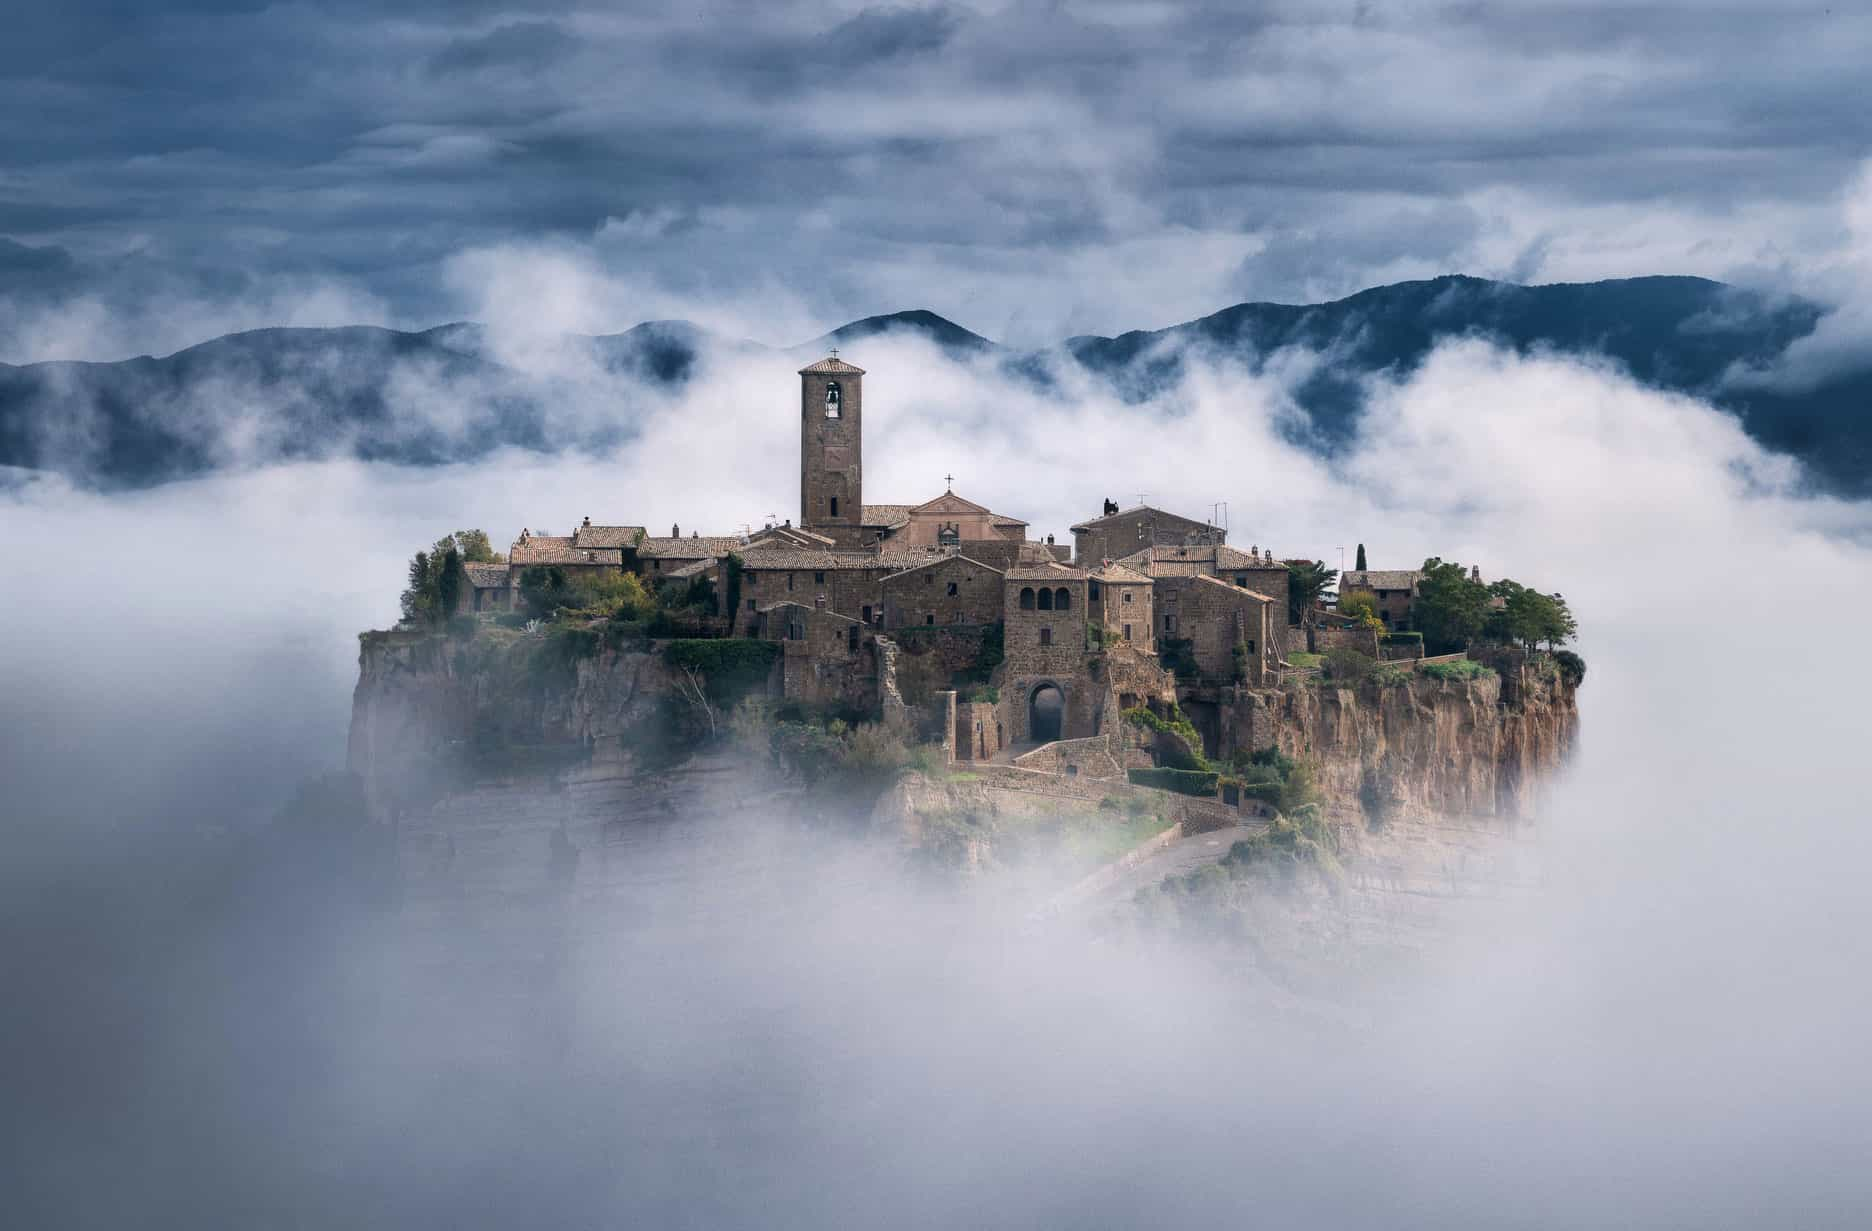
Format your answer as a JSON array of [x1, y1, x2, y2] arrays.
[[2, 274, 1862, 493]]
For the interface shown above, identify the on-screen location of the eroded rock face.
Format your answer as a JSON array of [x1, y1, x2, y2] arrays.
[[1226, 664, 1578, 827], [347, 631, 682, 817]]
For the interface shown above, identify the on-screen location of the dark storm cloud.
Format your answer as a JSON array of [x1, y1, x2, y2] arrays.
[[3, 1, 1871, 357]]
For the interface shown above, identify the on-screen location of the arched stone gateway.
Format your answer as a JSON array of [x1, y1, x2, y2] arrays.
[[1029, 682, 1064, 744]]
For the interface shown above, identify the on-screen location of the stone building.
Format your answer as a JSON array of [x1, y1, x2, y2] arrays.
[[1086, 560, 1154, 651], [1071, 502, 1224, 565], [1340, 568, 1424, 629], [1153, 574, 1278, 684], [880, 489, 1029, 548], [509, 530, 624, 578], [754, 600, 872, 708], [737, 549, 944, 631], [879, 554, 1005, 628], [1001, 562, 1093, 744], [490, 348, 1323, 756], [798, 354, 868, 544], [1115, 542, 1291, 628], [464, 562, 511, 612]]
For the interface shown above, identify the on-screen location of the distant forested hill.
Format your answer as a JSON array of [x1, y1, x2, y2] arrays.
[[3, 277, 1864, 493]]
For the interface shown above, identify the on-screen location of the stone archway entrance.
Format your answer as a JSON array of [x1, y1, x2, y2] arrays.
[[1029, 683, 1064, 744]]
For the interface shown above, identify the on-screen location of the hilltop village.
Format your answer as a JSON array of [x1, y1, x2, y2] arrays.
[[446, 351, 1450, 758], [359, 347, 1582, 912]]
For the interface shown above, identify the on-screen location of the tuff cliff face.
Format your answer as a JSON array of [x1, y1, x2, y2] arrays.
[[1253, 663, 1578, 827], [347, 630, 686, 817]]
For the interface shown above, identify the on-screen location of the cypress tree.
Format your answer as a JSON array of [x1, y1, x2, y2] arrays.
[[1355, 543, 1367, 571]]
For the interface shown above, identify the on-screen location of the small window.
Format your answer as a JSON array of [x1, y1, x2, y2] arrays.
[[787, 573, 795, 591], [1123, 590, 1133, 604], [1039, 627, 1052, 646], [862, 604, 872, 623], [1089, 581, 1101, 600], [829, 496, 839, 518], [814, 571, 825, 584], [747, 598, 756, 612], [1246, 639, 1255, 653], [1123, 624, 1132, 641], [926, 614, 935, 625], [848, 626, 859, 652], [946, 581, 958, 596], [1164, 614, 1176, 633], [925, 573, 934, 586]]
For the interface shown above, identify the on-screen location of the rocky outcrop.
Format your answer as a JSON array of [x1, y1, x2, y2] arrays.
[[1224, 661, 1577, 828], [347, 629, 685, 817]]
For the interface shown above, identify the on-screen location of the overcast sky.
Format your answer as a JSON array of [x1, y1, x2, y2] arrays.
[[4, 0, 1872, 358]]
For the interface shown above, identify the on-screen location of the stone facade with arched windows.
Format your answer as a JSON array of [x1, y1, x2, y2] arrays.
[[1001, 563, 1098, 744]]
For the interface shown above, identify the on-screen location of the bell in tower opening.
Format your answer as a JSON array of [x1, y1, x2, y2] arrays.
[[825, 381, 841, 418]]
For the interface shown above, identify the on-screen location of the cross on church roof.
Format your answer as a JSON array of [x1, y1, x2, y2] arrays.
[[945, 472, 953, 490], [829, 346, 839, 358]]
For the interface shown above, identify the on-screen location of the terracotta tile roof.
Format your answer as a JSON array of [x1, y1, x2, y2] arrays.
[[798, 356, 866, 374], [1069, 503, 1220, 533], [1114, 544, 1280, 576], [510, 536, 622, 566], [464, 563, 510, 589], [758, 599, 862, 623], [1193, 574, 1275, 604], [665, 559, 714, 579], [1005, 561, 1088, 581], [860, 504, 914, 528], [1089, 562, 1151, 584], [637, 535, 746, 559], [740, 549, 939, 571], [572, 523, 646, 549], [1342, 569, 1423, 592], [879, 554, 1005, 580], [745, 525, 836, 548]]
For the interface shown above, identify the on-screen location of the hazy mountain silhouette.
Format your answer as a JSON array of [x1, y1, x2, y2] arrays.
[[2, 276, 1864, 492]]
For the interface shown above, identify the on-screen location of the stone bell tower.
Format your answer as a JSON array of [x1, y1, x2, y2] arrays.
[[799, 352, 865, 536]]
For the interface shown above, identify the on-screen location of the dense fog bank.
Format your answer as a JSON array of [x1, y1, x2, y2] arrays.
[[4, 335, 1870, 1227]]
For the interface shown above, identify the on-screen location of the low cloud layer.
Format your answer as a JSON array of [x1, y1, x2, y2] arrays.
[[7, 2, 1872, 360], [5, 321, 1871, 1223]]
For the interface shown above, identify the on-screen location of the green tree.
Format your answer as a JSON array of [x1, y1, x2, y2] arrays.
[[518, 565, 573, 619], [1337, 591, 1385, 632], [435, 547, 466, 620], [401, 550, 435, 625], [1413, 558, 1490, 654], [721, 553, 745, 627], [1285, 560, 1338, 627], [449, 529, 498, 563], [1484, 579, 1578, 650], [1355, 543, 1367, 571]]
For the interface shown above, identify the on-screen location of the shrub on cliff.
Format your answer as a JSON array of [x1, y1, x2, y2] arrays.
[[663, 639, 780, 706], [1157, 636, 1199, 680], [1127, 767, 1219, 797], [1322, 647, 1377, 684], [1124, 706, 1208, 771], [1421, 658, 1492, 682], [517, 565, 573, 619]]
